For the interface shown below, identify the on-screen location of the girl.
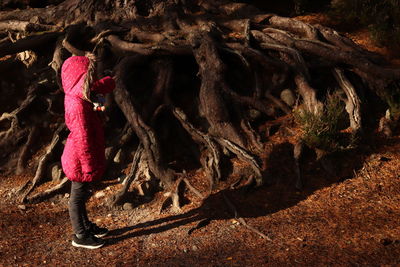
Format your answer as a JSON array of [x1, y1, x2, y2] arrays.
[[61, 54, 115, 249]]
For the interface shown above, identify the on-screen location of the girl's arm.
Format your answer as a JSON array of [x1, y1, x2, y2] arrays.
[[92, 76, 116, 95]]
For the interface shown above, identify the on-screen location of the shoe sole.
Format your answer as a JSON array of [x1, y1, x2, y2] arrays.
[[72, 240, 105, 249]]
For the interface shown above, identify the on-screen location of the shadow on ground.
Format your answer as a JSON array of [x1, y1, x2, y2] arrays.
[[106, 140, 370, 246]]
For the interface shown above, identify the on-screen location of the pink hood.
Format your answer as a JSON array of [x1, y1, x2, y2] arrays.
[[61, 56, 90, 98]]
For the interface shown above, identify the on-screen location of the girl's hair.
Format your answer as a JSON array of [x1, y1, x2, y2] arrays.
[[82, 54, 97, 103], [82, 38, 105, 102]]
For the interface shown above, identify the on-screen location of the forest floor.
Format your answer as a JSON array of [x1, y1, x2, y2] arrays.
[[1, 14, 400, 267]]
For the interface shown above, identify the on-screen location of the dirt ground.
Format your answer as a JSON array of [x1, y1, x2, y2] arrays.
[[1, 14, 400, 267], [1, 133, 400, 266]]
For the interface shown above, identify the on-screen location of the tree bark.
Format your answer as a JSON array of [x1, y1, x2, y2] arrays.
[[0, 0, 398, 207]]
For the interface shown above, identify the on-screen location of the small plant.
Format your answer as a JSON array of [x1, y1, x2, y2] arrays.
[[294, 92, 346, 151]]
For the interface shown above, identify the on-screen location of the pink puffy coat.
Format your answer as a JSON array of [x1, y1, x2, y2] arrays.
[[61, 56, 115, 182]]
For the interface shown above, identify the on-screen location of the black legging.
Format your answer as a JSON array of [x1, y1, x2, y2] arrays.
[[69, 181, 92, 235]]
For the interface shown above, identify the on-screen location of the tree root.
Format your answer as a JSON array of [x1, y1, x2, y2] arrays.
[[105, 123, 133, 167], [0, 85, 40, 167], [333, 68, 362, 132], [19, 124, 65, 203], [265, 92, 292, 115], [240, 119, 264, 154], [173, 107, 263, 188], [0, 32, 62, 58], [48, 37, 67, 88], [217, 138, 263, 186], [0, 20, 61, 32], [25, 177, 70, 204], [106, 35, 191, 56], [172, 107, 222, 192], [62, 38, 85, 56], [0, 0, 397, 207], [183, 178, 204, 200], [0, 86, 37, 146], [111, 63, 170, 191], [192, 33, 247, 148], [16, 126, 39, 175], [222, 192, 272, 241], [160, 177, 183, 214], [114, 56, 175, 192], [110, 144, 144, 207]]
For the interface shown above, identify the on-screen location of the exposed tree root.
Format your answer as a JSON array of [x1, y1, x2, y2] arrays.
[[183, 178, 204, 200], [0, 0, 398, 209], [0, 32, 62, 58], [19, 124, 65, 203], [25, 177, 70, 204], [110, 144, 144, 207], [0, 20, 61, 32], [0, 86, 37, 146], [114, 56, 175, 193], [193, 34, 247, 148], [105, 123, 134, 167], [222, 192, 272, 241], [172, 107, 222, 192], [16, 126, 39, 175], [160, 177, 183, 213], [217, 138, 263, 186], [333, 68, 362, 132]]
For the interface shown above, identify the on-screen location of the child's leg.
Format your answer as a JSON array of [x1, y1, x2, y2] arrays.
[[81, 205, 91, 230], [79, 182, 109, 238], [80, 183, 92, 229], [69, 181, 90, 236], [69, 181, 105, 249]]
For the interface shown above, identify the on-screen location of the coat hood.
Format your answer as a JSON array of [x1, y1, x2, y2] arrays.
[[61, 56, 89, 95]]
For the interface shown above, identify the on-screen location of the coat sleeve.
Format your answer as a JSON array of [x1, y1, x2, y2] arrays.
[[91, 76, 115, 95], [72, 111, 100, 181]]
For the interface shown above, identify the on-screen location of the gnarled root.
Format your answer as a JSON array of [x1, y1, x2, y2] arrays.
[[19, 124, 65, 203], [110, 144, 144, 207], [25, 177, 70, 204]]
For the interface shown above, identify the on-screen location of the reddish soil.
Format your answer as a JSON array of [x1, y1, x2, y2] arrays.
[[1, 14, 400, 267], [1, 135, 400, 266]]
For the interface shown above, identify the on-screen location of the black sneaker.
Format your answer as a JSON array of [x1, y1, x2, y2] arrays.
[[72, 234, 105, 249], [88, 223, 109, 238]]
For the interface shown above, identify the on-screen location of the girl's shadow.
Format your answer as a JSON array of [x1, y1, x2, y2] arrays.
[[105, 186, 266, 246], [105, 141, 368, 246]]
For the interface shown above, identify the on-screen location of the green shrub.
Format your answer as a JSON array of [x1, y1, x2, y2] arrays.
[[294, 92, 347, 151]]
